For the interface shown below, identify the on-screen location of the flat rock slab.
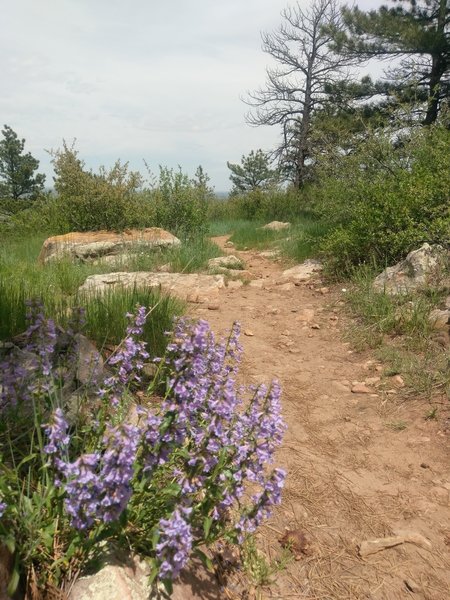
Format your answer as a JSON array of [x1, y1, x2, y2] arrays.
[[78, 272, 225, 304], [279, 259, 323, 284], [39, 228, 181, 263]]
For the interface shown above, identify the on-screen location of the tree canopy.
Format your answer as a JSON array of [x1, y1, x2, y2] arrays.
[[245, 0, 356, 187], [227, 149, 279, 195], [0, 125, 45, 200], [329, 0, 450, 124]]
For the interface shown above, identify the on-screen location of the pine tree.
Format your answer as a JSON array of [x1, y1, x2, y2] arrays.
[[227, 149, 279, 195], [329, 0, 449, 124], [0, 125, 45, 199]]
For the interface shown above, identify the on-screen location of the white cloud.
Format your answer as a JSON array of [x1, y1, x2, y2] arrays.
[[1, 0, 383, 191]]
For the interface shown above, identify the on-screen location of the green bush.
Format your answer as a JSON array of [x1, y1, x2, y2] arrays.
[[149, 166, 211, 240], [316, 120, 450, 275]]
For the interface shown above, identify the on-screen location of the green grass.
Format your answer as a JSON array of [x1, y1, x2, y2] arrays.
[[81, 288, 184, 357], [345, 265, 450, 400], [208, 217, 328, 260], [0, 232, 219, 350]]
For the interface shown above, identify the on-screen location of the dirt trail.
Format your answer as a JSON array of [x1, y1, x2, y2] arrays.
[[192, 237, 450, 600]]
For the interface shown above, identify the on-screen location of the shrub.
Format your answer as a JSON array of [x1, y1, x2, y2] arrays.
[[149, 166, 211, 240], [48, 142, 148, 232], [0, 305, 286, 597], [316, 119, 450, 276]]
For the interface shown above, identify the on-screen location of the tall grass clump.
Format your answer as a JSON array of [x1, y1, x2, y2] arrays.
[[0, 305, 286, 597]]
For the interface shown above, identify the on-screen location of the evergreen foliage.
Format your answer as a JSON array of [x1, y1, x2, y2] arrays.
[[0, 125, 46, 200]]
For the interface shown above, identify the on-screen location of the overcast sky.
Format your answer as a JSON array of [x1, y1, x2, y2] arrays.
[[2, 0, 380, 192]]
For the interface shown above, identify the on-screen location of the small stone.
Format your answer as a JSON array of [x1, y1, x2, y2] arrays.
[[365, 376, 380, 385], [420, 462, 430, 469], [320, 287, 329, 295], [351, 383, 372, 394], [310, 323, 320, 330], [392, 374, 405, 387], [244, 330, 254, 337], [296, 309, 315, 322], [227, 280, 243, 290], [224, 240, 234, 248], [207, 303, 220, 311], [404, 579, 421, 593], [278, 282, 295, 291]]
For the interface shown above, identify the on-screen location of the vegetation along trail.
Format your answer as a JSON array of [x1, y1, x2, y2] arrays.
[[193, 236, 450, 600]]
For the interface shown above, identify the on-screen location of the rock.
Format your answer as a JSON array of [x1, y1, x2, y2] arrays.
[[260, 221, 291, 231], [69, 552, 151, 600], [373, 243, 450, 295], [351, 383, 372, 394], [248, 280, 266, 289], [259, 250, 280, 259], [445, 295, 450, 309], [295, 309, 315, 323], [365, 376, 380, 386], [75, 334, 103, 386], [429, 308, 450, 330], [279, 260, 323, 284], [244, 330, 254, 337], [213, 267, 257, 280], [38, 228, 181, 264], [310, 323, 320, 330], [224, 240, 234, 248], [278, 282, 295, 291], [208, 255, 243, 270], [142, 363, 158, 379], [78, 272, 225, 304], [392, 374, 405, 387], [319, 287, 329, 295], [227, 280, 243, 290], [207, 303, 220, 311], [359, 531, 432, 557]]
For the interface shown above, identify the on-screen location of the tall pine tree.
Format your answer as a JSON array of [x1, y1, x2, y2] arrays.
[[329, 0, 449, 124]]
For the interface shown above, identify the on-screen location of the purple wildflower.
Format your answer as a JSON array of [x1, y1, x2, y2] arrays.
[[101, 305, 149, 407], [43, 408, 70, 455], [24, 300, 57, 379], [0, 501, 6, 517], [156, 508, 193, 579], [60, 423, 141, 529]]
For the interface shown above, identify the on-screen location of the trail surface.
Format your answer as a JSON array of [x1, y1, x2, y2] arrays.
[[192, 237, 450, 600]]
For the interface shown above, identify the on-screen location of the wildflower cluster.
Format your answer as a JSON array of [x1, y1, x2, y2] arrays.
[[99, 306, 149, 406], [0, 300, 57, 409], [1, 304, 286, 588]]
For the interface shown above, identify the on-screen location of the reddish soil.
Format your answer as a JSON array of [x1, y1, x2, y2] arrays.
[[189, 237, 450, 600]]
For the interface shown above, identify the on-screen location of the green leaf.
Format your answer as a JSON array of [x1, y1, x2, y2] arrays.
[[194, 549, 213, 572], [7, 566, 20, 596], [203, 516, 213, 539], [162, 578, 173, 595]]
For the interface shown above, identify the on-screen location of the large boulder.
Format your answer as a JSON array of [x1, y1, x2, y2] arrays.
[[373, 244, 449, 295], [38, 228, 181, 264], [78, 272, 225, 304]]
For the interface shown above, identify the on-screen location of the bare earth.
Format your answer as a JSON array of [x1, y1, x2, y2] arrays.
[[190, 237, 450, 600]]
